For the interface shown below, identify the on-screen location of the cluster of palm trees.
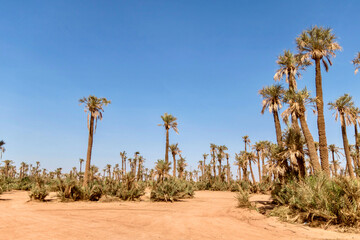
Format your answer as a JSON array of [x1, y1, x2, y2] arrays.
[[259, 25, 360, 179], [3, 26, 360, 187]]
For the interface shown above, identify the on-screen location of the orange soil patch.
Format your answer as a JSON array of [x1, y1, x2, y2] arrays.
[[0, 190, 358, 240]]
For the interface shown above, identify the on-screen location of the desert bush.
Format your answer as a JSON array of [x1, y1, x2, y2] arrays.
[[150, 178, 194, 202], [270, 175, 360, 228], [211, 180, 229, 191], [236, 186, 252, 208], [83, 184, 103, 201], [15, 177, 33, 191], [29, 185, 48, 201]]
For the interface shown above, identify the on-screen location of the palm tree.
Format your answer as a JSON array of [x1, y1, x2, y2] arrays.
[[155, 159, 171, 182], [177, 157, 187, 179], [198, 160, 204, 179], [217, 145, 228, 180], [169, 143, 181, 177], [225, 153, 230, 185], [259, 84, 285, 146], [282, 89, 321, 173], [79, 95, 111, 186], [329, 94, 356, 179], [120, 151, 127, 177], [243, 135, 251, 152], [133, 151, 140, 176], [137, 156, 144, 181], [79, 158, 84, 174], [158, 113, 179, 165], [296, 26, 341, 176], [202, 153, 209, 180], [210, 143, 217, 178], [352, 52, 360, 75], [2, 160, 13, 177], [328, 144, 343, 177], [253, 142, 264, 182], [0, 140, 5, 159], [274, 49, 311, 90], [350, 107, 360, 174], [234, 153, 243, 181], [247, 152, 257, 184], [274, 50, 310, 177]]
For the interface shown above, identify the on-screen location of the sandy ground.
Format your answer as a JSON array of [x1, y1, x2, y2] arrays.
[[0, 191, 359, 240]]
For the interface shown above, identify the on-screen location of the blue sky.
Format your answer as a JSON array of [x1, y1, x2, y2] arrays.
[[1, 1, 360, 174]]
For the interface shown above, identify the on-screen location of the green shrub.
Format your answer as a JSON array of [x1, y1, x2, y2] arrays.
[[16, 177, 33, 191], [270, 175, 360, 228], [150, 178, 194, 202], [236, 187, 252, 208], [29, 185, 48, 201]]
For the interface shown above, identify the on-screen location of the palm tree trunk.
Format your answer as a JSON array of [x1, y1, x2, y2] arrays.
[[341, 114, 355, 179], [165, 129, 169, 164], [172, 154, 176, 177], [256, 151, 262, 183], [273, 110, 282, 146], [354, 124, 359, 175], [315, 58, 330, 176], [299, 114, 321, 173], [212, 154, 217, 179], [331, 150, 338, 177], [249, 160, 256, 184], [227, 158, 230, 185], [83, 115, 94, 186], [218, 159, 222, 181], [238, 165, 242, 181]]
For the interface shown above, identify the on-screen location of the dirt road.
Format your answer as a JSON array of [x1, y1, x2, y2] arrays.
[[0, 191, 358, 240]]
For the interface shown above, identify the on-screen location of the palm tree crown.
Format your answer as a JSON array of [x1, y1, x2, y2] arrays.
[[274, 50, 311, 89], [79, 95, 111, 132], [328, 94, 354, 126], [296, 26, 341, 68], [159, 113, 179, 133], [352, 52, 360, 75], [259, 84, 285, 114]]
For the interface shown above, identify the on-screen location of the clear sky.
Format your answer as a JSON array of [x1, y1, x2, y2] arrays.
[[1, 1, 360, 174]]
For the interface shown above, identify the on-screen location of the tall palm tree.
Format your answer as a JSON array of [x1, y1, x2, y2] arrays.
[[350, 107, 360, 174], [243, 135, 251, 152], [158, 113, 179, 165], [234, 153, 243, 181], [253, 142, 264, 182], [225, 153, 230, 185], [120, 151, 127, 177], [79, 158, 84, 174], [137, 156, 144, 181], [259, 84, 285, 146], [177, 157, 187, 179], [352, 52, 360, 75], [217, 145, 228, 180], [2, 160, 13, 177], [198, 160, 204, 179], [296, 26, 341, 176], [282, 89, 321, 173], [274, 50, 310, 177], [247, 152, 257, 184], [202, 153, 209, 180], [274, 50, 311, 90], [328, 144, 343, 177], [79, 95, 111, 186], [0, 140, 5, 159], [210, 143, 217, 178], [169, 143, 181, 177], [329, 94, 356, 179], [133, 151, 140, 176]]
